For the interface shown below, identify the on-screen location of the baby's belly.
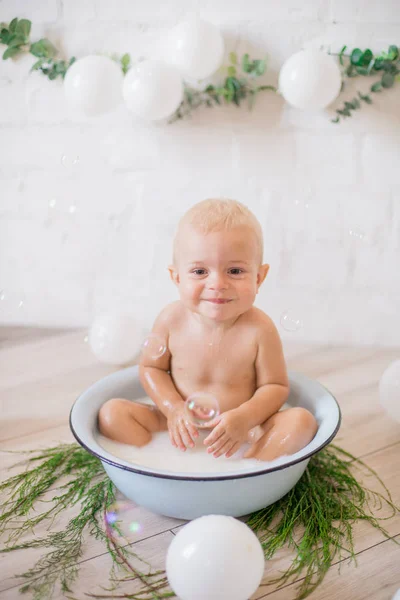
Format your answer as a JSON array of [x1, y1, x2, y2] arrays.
[[171, 375, 256, 414]]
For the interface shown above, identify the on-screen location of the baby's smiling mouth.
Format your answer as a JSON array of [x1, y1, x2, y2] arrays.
[[204, 298, 233, 304]]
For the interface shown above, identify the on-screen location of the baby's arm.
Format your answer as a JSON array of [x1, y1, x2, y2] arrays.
[[139, 304, 198, 450], [234, 316, 289, 429]]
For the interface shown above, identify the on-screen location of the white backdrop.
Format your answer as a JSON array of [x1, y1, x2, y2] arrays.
[[0, 0, 399, 346]]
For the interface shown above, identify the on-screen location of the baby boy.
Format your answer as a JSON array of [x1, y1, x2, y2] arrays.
[[98, 199, 317, 461]]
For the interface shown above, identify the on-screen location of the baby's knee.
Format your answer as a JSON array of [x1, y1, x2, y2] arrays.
[[98, 398, 127, 431], [290, 407, 318, 437]]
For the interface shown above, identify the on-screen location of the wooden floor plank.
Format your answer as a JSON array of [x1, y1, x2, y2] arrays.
[[0, 531, 175, 599], [257, 535, 400, 600]]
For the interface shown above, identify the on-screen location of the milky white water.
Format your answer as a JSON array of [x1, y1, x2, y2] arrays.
[[97, 398, 292, 475]]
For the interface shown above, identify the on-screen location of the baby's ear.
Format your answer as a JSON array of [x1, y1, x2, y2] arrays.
[[257, 264, 269, 288], [168, 264, 180, 285]]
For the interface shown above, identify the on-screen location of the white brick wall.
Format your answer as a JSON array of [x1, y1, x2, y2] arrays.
[[0, 0, 399, 346]]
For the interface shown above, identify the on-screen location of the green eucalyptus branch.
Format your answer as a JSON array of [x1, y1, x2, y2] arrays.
[[1, 17, 399, 122], [0, 17, 76, 80], [331, 44, 400, 122], [0, 444, 172, 600], [1, 442, 399, 600], [169, 51, 277, 122]]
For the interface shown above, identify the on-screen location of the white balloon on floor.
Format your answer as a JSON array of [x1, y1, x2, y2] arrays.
[[166, 515, 265, 600], [89, 314, 143, 365], [122, 59, 183, 120], [279, 49, 342, 110], [165, 17, 225, 79], [379, 360, 400, 423], [64, 55, 123, 116]]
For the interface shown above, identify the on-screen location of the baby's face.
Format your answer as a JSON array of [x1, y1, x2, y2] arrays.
[[171, 225, 268, 323]]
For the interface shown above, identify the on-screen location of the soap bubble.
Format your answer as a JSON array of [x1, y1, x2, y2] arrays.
[[379, 359, 400, 423], [105, 500, 144, 537], [280, 309, 303, 332], [349, 227, 368, 243], [61, 154, 80, 169], [0, 289, 25, 311], [141, 333, 167, 360], [185, 392, 220, 427]]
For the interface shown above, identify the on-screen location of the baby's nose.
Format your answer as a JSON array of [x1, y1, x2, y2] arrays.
[[208, 273, 228, 290]]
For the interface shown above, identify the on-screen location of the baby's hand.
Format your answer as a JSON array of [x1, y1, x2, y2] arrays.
[[203, 410, 249, 458], [167, 404, 198, 451]]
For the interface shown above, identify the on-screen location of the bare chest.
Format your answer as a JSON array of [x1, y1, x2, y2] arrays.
[[169, 328, 257, 387]]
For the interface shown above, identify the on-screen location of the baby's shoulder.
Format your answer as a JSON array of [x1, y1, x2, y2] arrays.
[[240, 307, 278, 340], [153, 301, 185, 332], [242, 306, 275, 328]]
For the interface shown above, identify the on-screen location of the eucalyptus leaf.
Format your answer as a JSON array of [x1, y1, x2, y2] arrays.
[[339, 45, 347, 66], [120, 52, 130, 74], [227, 65, 236, 77], [7, 33, 26, 47], [373, 58, 384, 71], [3, 46, 20, 59], [254, 59, 266, 76], [31, 58, 44, 70], [30, 38, 57, 58], [350, 48, 363, 65], [242, 53, 251, 73], [367, 58, 375, 74], [15, 18, 31, 38], [360, 49, 373, 66], [229, 51, 237, 65], [381, 72, 395, 88], [371, 81, 382, 92], [388, 44, 398, 60], [8, 17, 18, 34], [0, 28, 10, 44]]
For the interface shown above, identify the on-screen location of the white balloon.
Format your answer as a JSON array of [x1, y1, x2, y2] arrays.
[[64, 55, 123, 116], [123, 60, 183, 121], [166, 515, 265, 600], [165, 17, 224, 79], [89, 314, 143, 365], [379, 360, 400, 423], [279, 49, 342, 110]]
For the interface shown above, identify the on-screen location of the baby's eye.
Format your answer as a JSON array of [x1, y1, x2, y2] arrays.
[[229, 268, 244, 275], [192, 268, 207, 276]]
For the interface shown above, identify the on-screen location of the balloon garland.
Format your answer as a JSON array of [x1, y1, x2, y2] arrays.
[[0, 16, 399, 123]]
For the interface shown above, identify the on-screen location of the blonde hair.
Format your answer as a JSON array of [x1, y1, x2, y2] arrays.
[[173, 198, 263, 264]]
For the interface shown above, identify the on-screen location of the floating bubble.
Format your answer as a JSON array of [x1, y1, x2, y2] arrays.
[[49, 198, 57, 209], [105, 501, 143, 537], [141, 333, 167, 360], [61, 154, 80, 169], [280, 309, 302, 332], [349, 227, 368, 243], [294, 198, 311, 210], [0, 290, 25, 311], [379, 360, 400, 423], [185, 392, 220, 427], [129, 521, 143, 533]]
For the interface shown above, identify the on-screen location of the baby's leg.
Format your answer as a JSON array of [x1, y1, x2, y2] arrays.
[[244, 407, 318, 462], [98, 398, 167, 446]]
